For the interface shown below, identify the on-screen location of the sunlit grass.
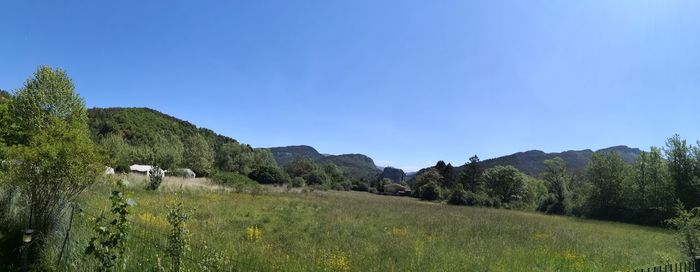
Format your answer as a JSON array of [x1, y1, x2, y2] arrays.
[[41, 176, 683, 271]]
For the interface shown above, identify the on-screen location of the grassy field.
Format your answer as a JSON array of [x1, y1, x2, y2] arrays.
[[36, 175, 683, 271]]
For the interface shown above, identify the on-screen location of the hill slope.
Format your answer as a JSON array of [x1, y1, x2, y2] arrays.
[[473, 145, 642, 176], [268, 146, 381, 180], [88, 107, 239, 147]]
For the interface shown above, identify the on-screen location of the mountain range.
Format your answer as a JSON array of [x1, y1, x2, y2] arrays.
[[87, 107, 645, 181]]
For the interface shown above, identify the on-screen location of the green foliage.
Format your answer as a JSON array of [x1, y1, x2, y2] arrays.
[[459, 155, 483, 192], [85, 179, 136, 271], [290, 177, 306, 188], [166, 201, 191, 272], [666, 204, 700, 260], [584, 151, 630, 219], [482, 166, 529, 206], [317, 154, 381, 181], [11, 66, 88, 139], [146, 166, 164, 191], [248, 166, 290, 185], [447, 184, 468, 205], [5, 66, 104, 233], [375, 178, 392, 192], [284, 158, 316, 178], [630, 147, 675, 224], [184, 134, 214, 177], [538, 157, 571, 214], [417, 181, 442, 200], [210, 171, 254, 185], [305, 170, 330, 186], [665, 135, 699, 209]]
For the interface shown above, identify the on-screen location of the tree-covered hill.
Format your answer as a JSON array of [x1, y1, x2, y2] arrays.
[[267, 145, 325, 167], [87, 107, 276, 175], [268, 146, 381, 180], [474, 145, 642, 176], [318, 154, 381, 181]]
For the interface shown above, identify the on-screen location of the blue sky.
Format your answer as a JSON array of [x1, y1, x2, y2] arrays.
[[2, 1, 700, 172]]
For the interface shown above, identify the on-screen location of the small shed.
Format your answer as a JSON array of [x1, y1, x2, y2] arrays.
[[104, 167, 115, 175]]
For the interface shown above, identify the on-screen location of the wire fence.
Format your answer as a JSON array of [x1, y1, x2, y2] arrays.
[[630, 258, 699, 272], [59, 202, 263, 272]]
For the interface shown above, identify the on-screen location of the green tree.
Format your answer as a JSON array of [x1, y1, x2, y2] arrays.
[[414, 169, 444, 200], [100, 134, 131, 172], [584, 151, 631, 219], [482, 166, 528, 206], [665, 135, 698, 208], [459, 155, 484, 192], [248, 166, 289, 184], [5, 66, 104, 234], [152, 135, 184, 170], [284, 158, 316, 178], [184, 134, 214, 176], [85, 179, 135, 272], [631, 147, 674, 224], [666, 204, 700, 260], [539, 157, 571, 214]]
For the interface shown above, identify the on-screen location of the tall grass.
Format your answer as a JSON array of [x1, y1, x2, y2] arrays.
[[30, 176, 684, 271]]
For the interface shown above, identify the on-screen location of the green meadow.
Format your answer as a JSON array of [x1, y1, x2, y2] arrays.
[[30, 175, 682, 271]]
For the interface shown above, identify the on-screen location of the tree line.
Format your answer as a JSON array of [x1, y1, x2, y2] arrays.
[[411, 137, 700, 226]]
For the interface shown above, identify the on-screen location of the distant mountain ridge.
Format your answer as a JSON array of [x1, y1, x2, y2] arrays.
[[465, 145, 643, 176], [267, 145, 381, 180]]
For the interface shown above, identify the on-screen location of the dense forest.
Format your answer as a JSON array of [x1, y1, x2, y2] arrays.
[[409, 138, 696, 226]]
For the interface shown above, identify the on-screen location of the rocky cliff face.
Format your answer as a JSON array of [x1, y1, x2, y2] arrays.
[[380, 167, 406, 183]]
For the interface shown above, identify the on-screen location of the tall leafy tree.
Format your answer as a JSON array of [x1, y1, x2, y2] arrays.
[[631, 147, 674, 224], [665, 135, 698, 208], [539, 157, 571, 214], [183, 134, 214, 176], [584, 151, 631, 219], [5, 66, 104, 234], [482, 166, 528, 205], [459, 155, 484, 192]]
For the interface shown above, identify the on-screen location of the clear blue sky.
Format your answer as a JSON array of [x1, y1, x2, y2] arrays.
[[2, 1, 699, 171]]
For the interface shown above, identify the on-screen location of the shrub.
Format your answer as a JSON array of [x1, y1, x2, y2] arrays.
[[166, 201, 191, 272], [417, 182, 442, 200], [146, 166, 163, 191], [291, 177, 305, 188], [352, 182, 369, 192], [85, 179, 135, 271], [168, 168, 189, 178], [248, 166, 289, 185], [368, 187, 378, 194], [462, 191, 496, 207], [305, 170, 330, 186], [447, 187, 468, 205]]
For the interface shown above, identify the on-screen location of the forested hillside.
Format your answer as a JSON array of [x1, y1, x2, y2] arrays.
[[87, 107, 276, 176], [268, 146, 381, 180], [475, 145, 643, 176]]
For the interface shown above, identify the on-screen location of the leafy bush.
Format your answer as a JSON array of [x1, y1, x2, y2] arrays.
[[417, 182, 442, 200], [352, 182, 369, 192], [305, 170, 330, 186], [210, 171, 253, 185], [248, 166, 289, 185], [168, 168, 189, 178], [85, 179, 135, 271], [166, 201, 191, 272], [291, 177, 305, 188], [447, 185, 468, 205], [146, 166, 163, 191], [368, 187, 378, 194]]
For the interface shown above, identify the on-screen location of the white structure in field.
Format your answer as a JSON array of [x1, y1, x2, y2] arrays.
[[130, 164, 165, 177], [104, 167, 115, 175]]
